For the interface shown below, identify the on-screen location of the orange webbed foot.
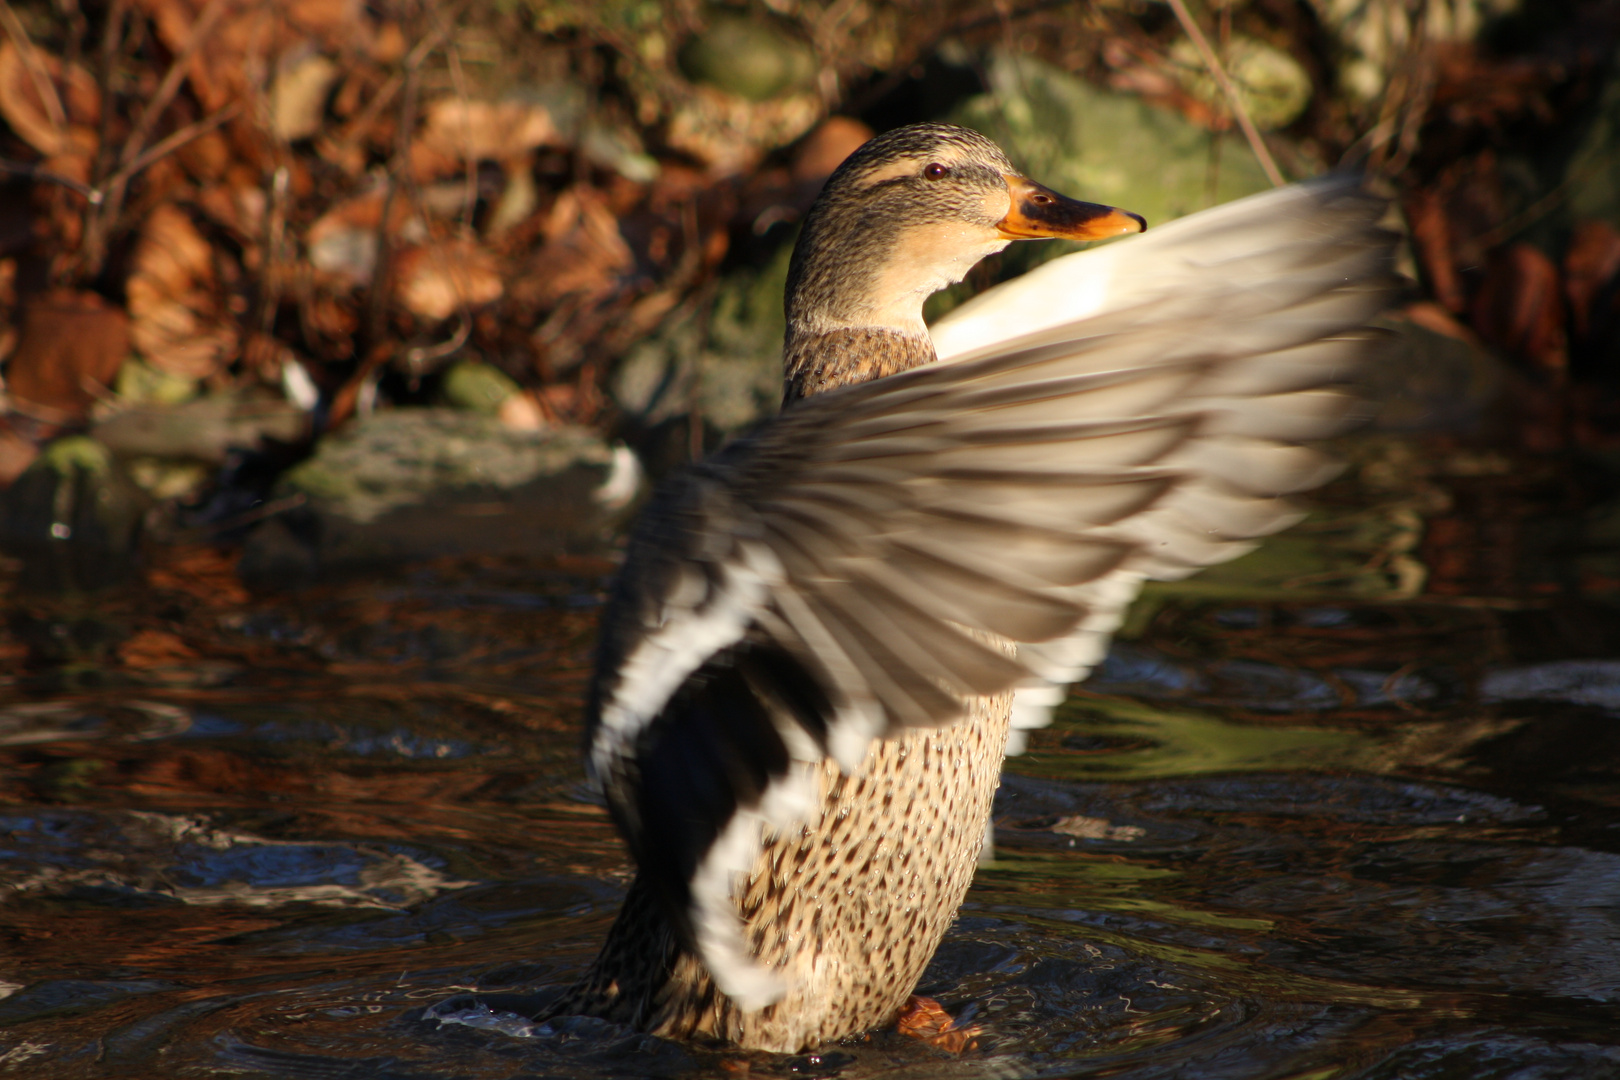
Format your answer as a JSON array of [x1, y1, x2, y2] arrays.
[[895, 995, 981, 1053]]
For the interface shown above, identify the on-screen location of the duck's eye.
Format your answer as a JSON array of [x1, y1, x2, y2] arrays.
[[923, 163, 950, 180]]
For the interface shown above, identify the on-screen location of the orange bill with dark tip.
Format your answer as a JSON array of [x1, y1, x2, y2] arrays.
[[997, 174, 1146, 241]]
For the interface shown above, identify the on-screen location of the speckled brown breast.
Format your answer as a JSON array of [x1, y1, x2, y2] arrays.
[[550, 321, 1014, 1052], [782, 328, 936, 404], [555, 689, 1013, 1052]]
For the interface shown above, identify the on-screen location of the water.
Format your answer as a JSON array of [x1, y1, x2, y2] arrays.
[[4, 455, 1620, 1079]]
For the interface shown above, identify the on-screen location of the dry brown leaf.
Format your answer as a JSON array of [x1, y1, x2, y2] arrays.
[[790, 116, 871, 183], [145, 544, 252, 605], [118, 628, 199, 668], [405, 141, 462, 184], [126, 205, 238, 379], [1399, 300, 1487, 347], [513, 187, 634, 310], [394, 238, 503, 321], [418, 98, 561, 163], [137, 0, 265, 114], [1471, 242, 1567, 379], [0, 40, 99, 157], [1565, 220, 1620, 343], [194, 182, 267, 241], [1049, 814, 1146, 841], [1404, 188, 1466, 314], [0, 427, 38, 487], [136, 0, 371, 114], [306, 295, 358, 354], [6, 289, 129, 421]]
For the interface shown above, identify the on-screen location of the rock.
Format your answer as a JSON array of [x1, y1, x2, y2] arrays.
[[114, 357, 200, 407], [92, 394, 309, 464], [440, 360, 524, 415], [954, 49, 1274, 233], [439, 360, 545, 431], [612, 242, 790, 447], [93, 372, 306, 504], [239, 409, 641, 586], [677, 15, 816, 102], [665, 86, 823, 176]]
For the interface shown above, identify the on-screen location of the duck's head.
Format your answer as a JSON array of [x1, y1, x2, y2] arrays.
[[784, 123, 1145, 341]]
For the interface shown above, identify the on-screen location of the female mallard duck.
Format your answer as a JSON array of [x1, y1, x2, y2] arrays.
[[547, 123, 1393, 1052]]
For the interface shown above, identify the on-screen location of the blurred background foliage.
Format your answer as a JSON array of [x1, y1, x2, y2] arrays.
[[0, 0, 1612, 580]]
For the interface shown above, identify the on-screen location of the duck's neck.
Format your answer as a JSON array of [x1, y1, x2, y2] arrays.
[[781, 326, 936, 404], [780, 201, 950, 404]]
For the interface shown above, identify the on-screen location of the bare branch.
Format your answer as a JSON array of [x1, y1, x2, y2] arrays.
[[0, 156, 95, 198], [1165, 0, 1285, 188], [118, 0, 235, 170], [107, 100, 241, 190], [0, 0, 67, 133]]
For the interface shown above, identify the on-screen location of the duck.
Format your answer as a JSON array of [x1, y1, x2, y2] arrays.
[[542, 122, 1394, 1052]]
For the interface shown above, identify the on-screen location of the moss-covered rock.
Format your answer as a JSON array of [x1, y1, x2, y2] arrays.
[[677, 14, 816, 102], [956, 49, 1276, 231], [613, 240, 790, 439], [241, 408, 641, 586]]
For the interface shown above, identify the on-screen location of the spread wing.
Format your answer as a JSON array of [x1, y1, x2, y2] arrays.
[[583, 176, 1396, 1007], [930, 176, 1397, 748]]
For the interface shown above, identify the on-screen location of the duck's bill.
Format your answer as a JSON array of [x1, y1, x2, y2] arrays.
[[997, 175, 1146, 241]]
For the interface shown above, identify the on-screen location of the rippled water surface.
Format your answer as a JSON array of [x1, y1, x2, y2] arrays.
[[4, 448, 1620, 1079]]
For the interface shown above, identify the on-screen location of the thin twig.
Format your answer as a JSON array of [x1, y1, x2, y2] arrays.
[[1471, 153, 1609, 251], [1164, 0, 1285, 187], [56, 0, 86, 95], [401, 315, 471, 379], [90, 0, 129, 189], [331, 71, 402, 155], [0, 157, 96, 198], [363, 20, 457, 348], [0, 0, 67, 132], [117, 0, 234, 169], [1362, 58, 1409, 173], [365, 63, 419, 349], [105, 100, 240, 190], [1385, 49, 1435, 178], [441, 32, 478, 233], [77, 99, 240, 277], [79, 0, 235, 278], [256, 163, 290, 334]]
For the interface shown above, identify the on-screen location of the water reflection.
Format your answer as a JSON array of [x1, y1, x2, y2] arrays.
[[1, 538, 1618, 1078]]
